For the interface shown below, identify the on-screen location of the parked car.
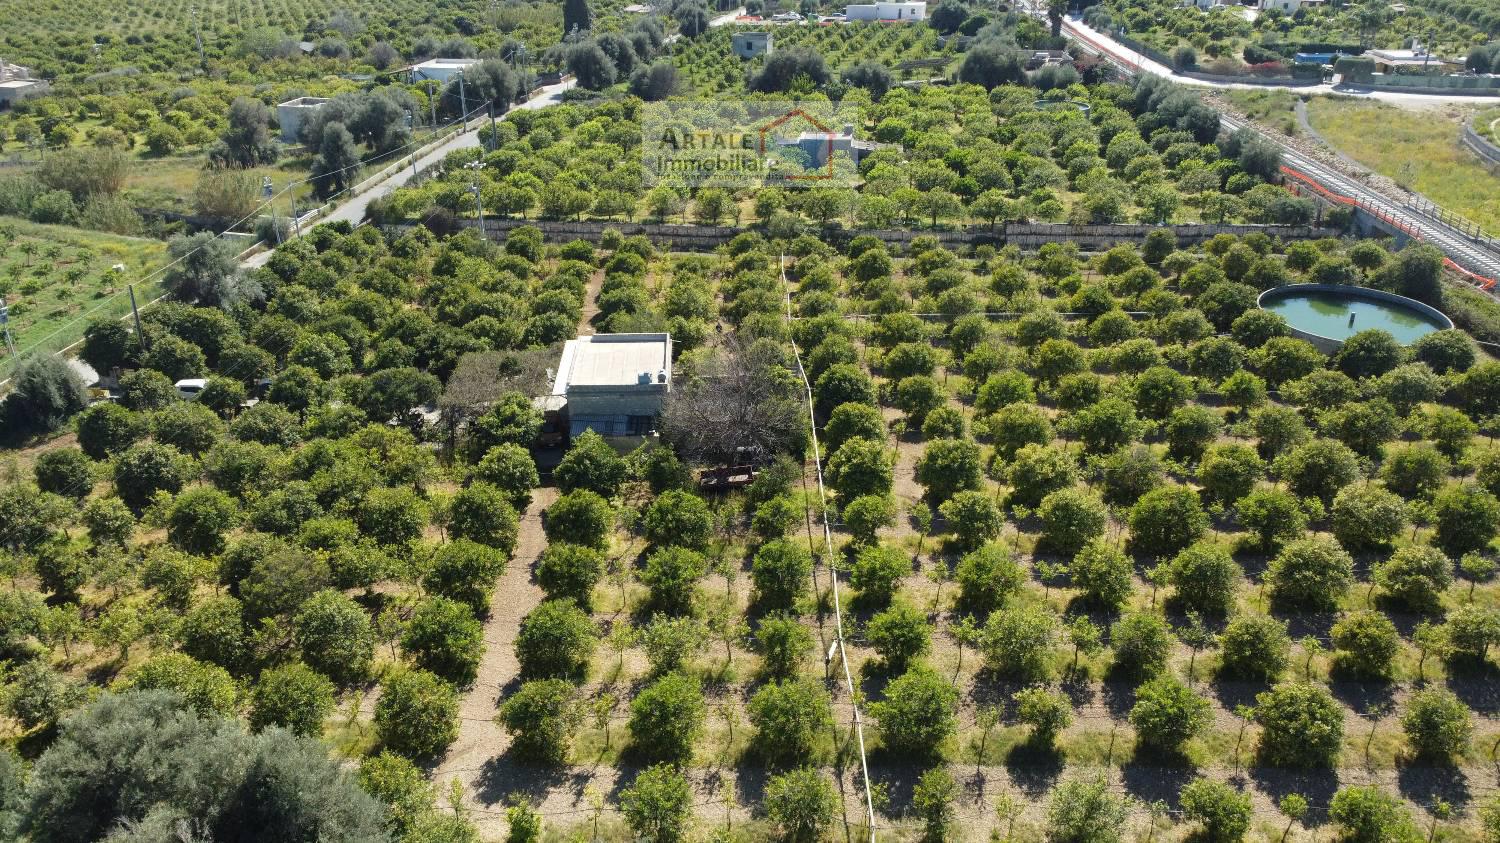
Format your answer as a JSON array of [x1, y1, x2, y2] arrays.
[[174, 378, 207, 400]]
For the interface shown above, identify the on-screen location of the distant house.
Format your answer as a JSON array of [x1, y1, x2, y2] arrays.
[[733, 32, 774, 59], [408, 57, 482, 83], [775, 124, 882, 167], [276, 97, 331, 143], [547, 333, 672, 441], [1257, 0, 1326, 11], [845, 1, 926, 21], [0, 60, 46, 108], [1026, 49, 1073, 70], [1364, 47, 1461, 74]]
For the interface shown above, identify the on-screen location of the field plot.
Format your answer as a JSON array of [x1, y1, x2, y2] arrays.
[[1305, 100, 1500, 237], [0, 218, 166, 376]]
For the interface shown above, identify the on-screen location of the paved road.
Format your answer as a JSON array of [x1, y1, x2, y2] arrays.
[[243, 8, 745, 270], [1025, 5, 1500, 286]]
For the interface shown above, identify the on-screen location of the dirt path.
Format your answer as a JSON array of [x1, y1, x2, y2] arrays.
[[430, 487, 555, 835]]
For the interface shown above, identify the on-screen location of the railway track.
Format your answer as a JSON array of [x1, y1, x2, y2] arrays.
[[1040, 9, 1500, 291]]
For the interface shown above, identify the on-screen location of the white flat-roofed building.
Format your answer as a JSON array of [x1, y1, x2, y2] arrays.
[[733, 31, 774, 58], [276, 96, 331, 143], [845, 2, 926, 21], [550, 333, 672, 440], [409, 57, 482, 83]]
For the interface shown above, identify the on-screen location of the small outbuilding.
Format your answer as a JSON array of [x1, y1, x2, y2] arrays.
[[276, 96, 331, 143], [733, 32, 774, 59], [408, 57, 482, 83], [546, 333, 673, 443], [845, 2, 926, 21]]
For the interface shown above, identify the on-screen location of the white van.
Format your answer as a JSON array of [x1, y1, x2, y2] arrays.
[[174, 378, 208, 400]]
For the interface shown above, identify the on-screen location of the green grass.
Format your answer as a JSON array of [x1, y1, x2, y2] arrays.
[[0, 217, 168, 377], [1306, 99, 1500, 236]]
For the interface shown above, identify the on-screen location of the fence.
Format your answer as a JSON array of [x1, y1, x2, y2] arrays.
[[1462, 121, 1500, 167]]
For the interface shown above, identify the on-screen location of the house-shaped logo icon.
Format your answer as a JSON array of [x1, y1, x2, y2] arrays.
[[756, 107, 837, 182]]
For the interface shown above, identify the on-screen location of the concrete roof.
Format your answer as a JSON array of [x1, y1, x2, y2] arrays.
[[0, 80, 40, 89], [551, 333, 672, 395]]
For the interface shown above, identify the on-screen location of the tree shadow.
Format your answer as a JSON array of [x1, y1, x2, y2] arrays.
[[1444, 663, 1500, 715], [1327, 672, 1397, 716], [1247, 766, 1340, 824], [1003, 741, 1065, 798], [1120, 748, 1196, 808], [1396, 762, 1472, 810], [1207, 676, 1267, 714], [1099, 678, 1138, 720], [474, 754, 590, 808]]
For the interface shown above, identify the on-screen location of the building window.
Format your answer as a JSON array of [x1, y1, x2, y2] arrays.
[[626, 415, 654, 436]]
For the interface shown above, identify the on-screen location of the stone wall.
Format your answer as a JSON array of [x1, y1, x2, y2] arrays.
[[1461, 122, 1500, 168]]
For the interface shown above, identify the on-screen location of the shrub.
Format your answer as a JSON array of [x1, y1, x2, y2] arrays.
[[1037, 487, 1107, 554], [1275, 439, 1361, 505], [375, 669, 459, 760], [1069, 538, 1133, 609], [752, 539, 813, 609], [33, 448, 94, 500], [1218, 614, 1290, 681], [1267, 536, 1355, 611], [474, 444, 539, 510], [498, 679, 579, 764], [1110, 612, 1172, 677], [955, 543, 1025, 616], [1331, 610, 1400, 678], [1331, 484, 1407, 551], [516, 599, 596, 681], [1401, 687, 1472, 761], [1374, 546, 1452, 612], [554, 430, 627, 496], [752, 495, 800, 541], [1128, 485, 1207, 557], [641, 546, 707, 616], [1006, 443, 1078, 509], [981, 604, 1058, 680], [628, 671, 705, 762], [1255, 683, 1344, 767], [544, 490, 614, 549], [870, 666, 958, 757], [748, 679, 832, 762], [249, 662, 335, 737], [1236, 486, 1307, 552], [1180, 778, 1252, 843], [827, 438, 894, 501], [842, 494, 897, 545], [536, 543, 604, 609], [849, 544, 909, 606], [915, 438, 984, 503]]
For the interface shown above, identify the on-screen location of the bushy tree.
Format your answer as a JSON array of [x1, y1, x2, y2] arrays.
[[1128, 485, 1207, 557], [1328, 787, 1417, 843], [621, 764, 693, 843], [1198, 444, 1264, 504], [1331, 610, 1399, 678], [747, 678, 832, 762], [121, 653, 238, 717], [1180, 778, 1252, 843], [6, 355, 87, 433], [112, 443, 193, 514], [914, 438, 983, 503], [498, 679, 579, 764], [166, 487, 238, 557], [827, 438, 894, 501], [1331, 483, 1408, 551], [981, 604, 1058, 680], [375, 669, 459, 760], [1255, 682, 1344, 767], [1014, 686, 1073, 746], [1005, 443, 1077, 509], [641, 546, 707, 616], [554, 430, 627, 497], [1046, 774, 1129, 843], [1401, 687, 1471, 762], [294, 589, 374, 685], [544, 489, 613, 549], [849, 544, 909, 606], [423, 538, 508, 616], [1267, 536, 1354, 610], [1069, 538, 1133, 609], [955, 543, 1025, 616], [1275, 439, 1361, 505], [643, 490, 712, 549], [536, 543, 604, 609], [1168, 543, 1239, 616], [754, 614, 812, 679], [940, 490, 1003, 551], [752, 539, 813, 609], [474, 444, 540, 510], [402, 596, 484, 686], [1110, 612, 1172, 677], [1218, 614, 1290, 681], [765, 768, 837, 843], [249, 662, 335, 737], [1374, 546, 1452, 612], [866, 601, 931, 671], [1236, 486, 1307, 552], [516, 599, 596, 681], [870, 666, 958, 757], [1037, 487, 1107, 554], [628, 671, 705, 762], [1432, 482, 1500, 558]]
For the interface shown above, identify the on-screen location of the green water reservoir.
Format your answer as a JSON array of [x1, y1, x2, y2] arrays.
[[1258, 285, 1452, 349]]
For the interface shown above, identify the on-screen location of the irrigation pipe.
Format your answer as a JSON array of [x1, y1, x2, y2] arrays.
[[778, 253, 878, 843]]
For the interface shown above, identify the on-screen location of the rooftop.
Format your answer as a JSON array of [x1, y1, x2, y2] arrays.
[[551, 334, 672, 395], [0, 79, 41, 89], [412, 58, 482, 67]]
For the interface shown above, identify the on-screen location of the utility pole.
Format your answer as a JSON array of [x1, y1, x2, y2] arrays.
[[0, 298, 16, 360], [465, 160, 486, 240], [127, 285, 147, 353], [406, 111, 417, 175], [191, 4, 205, 68], [458, 69, 468, 131], [262, 177, 281, 244], [488, 100, 498, 150], [427, 80, 438, 133]]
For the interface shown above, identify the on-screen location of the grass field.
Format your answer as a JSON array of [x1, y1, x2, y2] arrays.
[[0, 218, 168, 378], [1306, 99, 1500, 236]]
